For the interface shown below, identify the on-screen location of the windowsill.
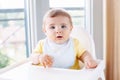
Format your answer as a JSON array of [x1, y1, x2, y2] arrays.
[[0, 59, 29, 74]]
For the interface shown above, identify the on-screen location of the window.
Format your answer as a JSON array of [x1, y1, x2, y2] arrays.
[[0, 0, 27, 69]]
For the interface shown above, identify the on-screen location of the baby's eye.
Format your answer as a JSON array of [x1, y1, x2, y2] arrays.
[[61, 25, 66, 28], [50, 26, 55, 29]]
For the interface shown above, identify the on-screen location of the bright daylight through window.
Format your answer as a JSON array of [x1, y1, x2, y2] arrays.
[[0, 0, 27, 69]]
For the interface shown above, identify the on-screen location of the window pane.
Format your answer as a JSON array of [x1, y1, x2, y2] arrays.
[[0, 0, 27, 69], [49, 0, 84, 7]]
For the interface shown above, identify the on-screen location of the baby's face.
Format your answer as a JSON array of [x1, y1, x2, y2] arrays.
[[43, 16, 73, 44]]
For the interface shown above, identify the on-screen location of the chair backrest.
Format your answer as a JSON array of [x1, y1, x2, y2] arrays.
[[71, 27, 96, 59]]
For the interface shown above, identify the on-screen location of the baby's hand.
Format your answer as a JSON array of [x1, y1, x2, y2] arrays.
[[39, 54, 53, 68], [85, 59, 98, 69], [80, 51, 98, 69]]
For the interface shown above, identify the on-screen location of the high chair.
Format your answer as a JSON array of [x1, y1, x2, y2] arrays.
[[71, 27, 105, 80], [28, 27, 105, 80], [71, 27, 96, 59], [0, 27, 105, 80]]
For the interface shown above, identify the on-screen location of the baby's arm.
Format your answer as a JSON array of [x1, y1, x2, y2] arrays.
[[80, 51, 98, 69], [30, 53, 53, 68]]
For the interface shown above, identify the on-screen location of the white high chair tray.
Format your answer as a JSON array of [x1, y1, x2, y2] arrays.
[[0, 61, 104, 80]]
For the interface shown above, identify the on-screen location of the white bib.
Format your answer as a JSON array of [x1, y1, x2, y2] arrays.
[[43, 38, 75, 68]]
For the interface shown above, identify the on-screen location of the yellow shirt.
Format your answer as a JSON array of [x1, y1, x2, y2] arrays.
[[33, 38, 86, 70]]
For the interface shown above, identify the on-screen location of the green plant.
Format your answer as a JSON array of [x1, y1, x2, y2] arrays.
[[0, 51, 10, 68]]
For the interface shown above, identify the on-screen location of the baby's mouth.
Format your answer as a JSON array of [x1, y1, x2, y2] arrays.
[[56, 36, 63, 38]]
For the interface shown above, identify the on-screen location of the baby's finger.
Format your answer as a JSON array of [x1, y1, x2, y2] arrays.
[[45, 60, 53, 67], [85, 62, 89, 69], [45, 55, 53, 64], [86, 61, 97, 69], [46, 55, 53, 60], [46, 58, 53, 64], [42, 62, 47, 68]]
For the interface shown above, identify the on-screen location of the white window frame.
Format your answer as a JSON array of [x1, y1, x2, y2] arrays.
[[25, 0, 49, 55]]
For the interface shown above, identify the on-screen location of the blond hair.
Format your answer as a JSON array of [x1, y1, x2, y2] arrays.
[[42, 8, 73, 28]]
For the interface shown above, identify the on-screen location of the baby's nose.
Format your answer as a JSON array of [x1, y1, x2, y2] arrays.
[[56, 31, 62, 33], [56, 28, 62, 33]]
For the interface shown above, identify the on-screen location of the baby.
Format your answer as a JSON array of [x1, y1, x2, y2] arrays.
[[30, 8, 97, 69]]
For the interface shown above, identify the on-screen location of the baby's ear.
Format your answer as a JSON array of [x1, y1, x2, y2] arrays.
[[42, 28, 47, 35], [42, 24, 46, 32], [42, 27, 46, 33], [70, 26, 73, 31]]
